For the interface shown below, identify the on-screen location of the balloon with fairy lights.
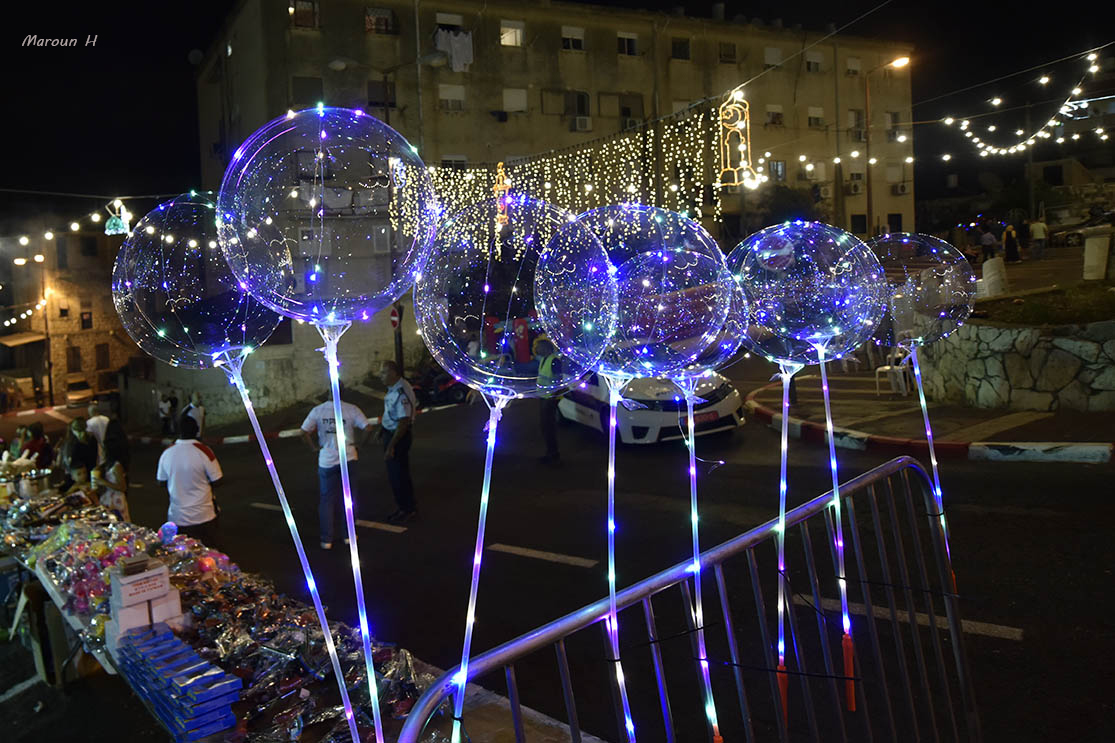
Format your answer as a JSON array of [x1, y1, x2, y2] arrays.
[[111, 196, 362, 743], [573, 203, 735, 743], [218, 107, 438, 743], [415, 194, 616, 743], [118, 192, 281, 368], [868, 232, 976, 570], [728, 220, 886, 716]]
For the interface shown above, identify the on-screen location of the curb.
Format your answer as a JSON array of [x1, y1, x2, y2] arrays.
[[743, 381, 1113, 465], [1, 404, 69, 419], [128, 403, 461, 448]]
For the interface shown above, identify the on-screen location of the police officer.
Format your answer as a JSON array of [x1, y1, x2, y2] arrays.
[[534, 337, 563, 466]]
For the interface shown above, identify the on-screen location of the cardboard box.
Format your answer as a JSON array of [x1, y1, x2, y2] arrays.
[[109, 562, 169, 608], [150, 588, 182, 625]]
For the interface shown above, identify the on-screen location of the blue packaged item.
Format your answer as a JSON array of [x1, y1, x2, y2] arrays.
[[167, 689, 239, 720], [170, 666, 223, 695], [185, 674, 241, 703], [173, 711, 236, 742]]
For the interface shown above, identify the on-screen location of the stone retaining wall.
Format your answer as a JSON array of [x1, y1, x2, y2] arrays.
[[919, 320, 1115, 412]]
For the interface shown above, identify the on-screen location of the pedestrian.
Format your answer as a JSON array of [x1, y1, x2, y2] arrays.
[[159, 394, 172, 436], [86, 401, 110, 463], [533, 337, 563, 465], [301, 383, 372, 549], [58, 418, 98, 490], [156, 415, 223, 548], [103, 411, 130, 472], [20, 422, 52, 466], [167, 391, 179, 435], [377, 361, 417, 522], [92, 441, 130, 521], [1029, 215, 1049, 260], [181, 392, 205, 438], [1003, 224, 1022, 263], [978, 226, 998, 263]]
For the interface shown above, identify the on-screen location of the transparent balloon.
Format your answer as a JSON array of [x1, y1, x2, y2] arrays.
[[728, 220, 886, 366], [867, 233, 976, 348], [115, 193, 281, 369], [415, 196, 615, 399], [574, 205, 733, 380], [217, 106, 438, 324], [674, 278, 749, 382], [112, 249, 193, 367]]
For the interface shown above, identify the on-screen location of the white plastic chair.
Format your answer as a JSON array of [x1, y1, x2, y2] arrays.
[[875, 348, 913, 396]]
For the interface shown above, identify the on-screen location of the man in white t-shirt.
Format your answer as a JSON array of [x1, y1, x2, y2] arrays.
[[301, 383, 372, 549], [156, 416, 224, 548], [86, 401, 110, 464]]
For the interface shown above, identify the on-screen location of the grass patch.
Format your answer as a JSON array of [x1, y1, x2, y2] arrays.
[[978, 282, 1115, 325]]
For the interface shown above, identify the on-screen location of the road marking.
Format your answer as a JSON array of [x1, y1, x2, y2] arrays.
[[488, 543, 597, 568], [46, 409, 71, 423], [794, 596, 1024, 641], [0, 676, 41, 703], [943, 411, 1052, 443], [250, 502, 408, 533]]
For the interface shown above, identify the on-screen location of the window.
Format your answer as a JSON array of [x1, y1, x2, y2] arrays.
[[887, 213, 903, 233], [671, 38, 691, 60], [367, 80, 396, 108], [438, 84, 466, 111], [849, 167, 865, 181], [56, 237, 68, 270], [561, 26, 584, 51], [500, 20, 524, 47], [886, 111, 902, 129], [851, 214, 868, 234], [617, 32, 637, 56], [846, 57, 862, 75], [765, 104, 784, 126], [291, 0, 318, 28], [80, 236, 97, 257], [770, 160, 787, 182], [435, 12, 463, 31], [564, 90, 590, 116], [59, 305, 69, 318], [808, 106, 825, 128], [81, 311, 93, 330], [440, 156, 467, 168], [67, 347, 81, 373], [366, 7, 396, 34], [764, 47, 782, 68], [812, 162, 827, 181], [848, 108, 866, 139], [805, 50, 823, 73], [292, 76, 323, 107], [619, 93, 644, 118], [503, 88, 528, 112], [718, 42, 736, 63], [95, 343, 109, 370]]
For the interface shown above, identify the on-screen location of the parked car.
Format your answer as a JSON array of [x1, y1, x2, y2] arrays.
[[557, 372, 744, 444], [65, 375, 94, 407]]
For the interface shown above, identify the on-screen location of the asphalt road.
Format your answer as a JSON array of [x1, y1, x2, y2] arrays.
[[4, 366, 1114, 742]]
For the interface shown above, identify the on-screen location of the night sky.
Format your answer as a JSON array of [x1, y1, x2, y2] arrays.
[[0, 0, 1106, 227]]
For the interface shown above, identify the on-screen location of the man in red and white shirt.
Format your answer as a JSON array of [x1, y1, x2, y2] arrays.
[[157, 416, 223, 548]]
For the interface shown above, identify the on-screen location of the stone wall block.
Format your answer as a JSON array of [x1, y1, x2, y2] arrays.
[[1052, 337, 1101, 363], [1035, 349, 1082, 391]]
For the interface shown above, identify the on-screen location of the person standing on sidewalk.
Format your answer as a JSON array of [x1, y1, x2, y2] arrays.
[[181, 392, 206, 438], [1029, 216, 1048, 260], [301, 384, 372, 549], [378, 361, 417, 523], [156, 416, 224, 548]]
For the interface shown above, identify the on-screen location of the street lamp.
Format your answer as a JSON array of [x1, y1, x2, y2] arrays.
[[864, 55, 911, 236], [11, 243, 54, 405]]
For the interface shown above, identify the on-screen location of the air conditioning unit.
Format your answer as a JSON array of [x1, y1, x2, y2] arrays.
[[572, 116, 593, 132], [845, 181, 864, 195], [819, 185, 833, 199], [621, 117, 640, 130], [892, 183, 910, 195]]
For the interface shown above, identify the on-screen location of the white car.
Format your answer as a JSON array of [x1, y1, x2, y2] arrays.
[[557, 372, 745, 444]]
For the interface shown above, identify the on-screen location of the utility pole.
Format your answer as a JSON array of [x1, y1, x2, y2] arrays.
[[40, 262, 53, 406], [864, 72, 874, 236]]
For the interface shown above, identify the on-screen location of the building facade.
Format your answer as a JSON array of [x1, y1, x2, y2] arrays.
[[198, 0, 915, 234], [1, 231, 133, 407]]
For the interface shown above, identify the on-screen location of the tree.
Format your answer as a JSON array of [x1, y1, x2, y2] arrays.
[[758, 184, 828, 225]]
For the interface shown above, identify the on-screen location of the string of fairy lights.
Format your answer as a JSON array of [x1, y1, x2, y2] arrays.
[[938, 48, 1112, 160]]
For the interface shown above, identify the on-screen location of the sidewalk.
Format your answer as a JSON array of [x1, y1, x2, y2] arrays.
[[978, 244, 1083, 296], [744, 371, 1115, 464]]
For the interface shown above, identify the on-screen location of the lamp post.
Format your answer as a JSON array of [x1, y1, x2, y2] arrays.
[[865, 55, 910, 236], [12, 246, 53, 406]]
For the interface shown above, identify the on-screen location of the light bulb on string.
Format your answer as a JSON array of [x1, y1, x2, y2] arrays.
[[1039, 75, 1050, 84]]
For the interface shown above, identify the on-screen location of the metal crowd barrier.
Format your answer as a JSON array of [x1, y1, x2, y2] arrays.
[[399, 456, 981, 742]]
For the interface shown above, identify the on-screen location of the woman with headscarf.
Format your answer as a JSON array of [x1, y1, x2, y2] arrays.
[[1003, 224, 1022, 263]]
